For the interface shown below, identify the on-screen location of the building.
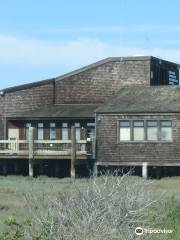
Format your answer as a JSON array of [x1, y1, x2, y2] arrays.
[[95, 86, 180, 178], [0, 56, 179, 177]]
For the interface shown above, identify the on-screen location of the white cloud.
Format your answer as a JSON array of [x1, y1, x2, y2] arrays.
[[0, 35, 180, 68]]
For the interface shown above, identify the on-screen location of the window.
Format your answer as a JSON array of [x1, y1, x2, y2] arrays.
[[147, 121, 158, 141], [25, 123, 31, 140], [119, 121, 130, 141], [133, 121, 144, 141], [160, 121, 172, 141], [37, 123, 44, 140], [87, 122, 95, 138], [119, 119, 173, 142], [75, 123, 81, 141], [62, 123, 68, 140], [50, 123, 56, 140]]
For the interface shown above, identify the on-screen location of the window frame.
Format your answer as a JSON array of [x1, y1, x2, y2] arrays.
[[87, 122, 95, 139], [132, 120, 145, 141], [25, 123, 31, 140], [49, 122, 56, 140], [75, 122, 81, 141], [160, 120, 172, 142], [119, 120, 131, 142], [118, 119, 173, 143], [37, 123, 44, 140], [62, 122, 69, 140], [146, 120, 159, 142]]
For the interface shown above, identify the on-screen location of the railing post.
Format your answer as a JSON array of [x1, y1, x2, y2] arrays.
[[71, 126, 76, 178], [15, 138, 19, 152], [92, 136, 96, 159], [28, 127, 34, 177]]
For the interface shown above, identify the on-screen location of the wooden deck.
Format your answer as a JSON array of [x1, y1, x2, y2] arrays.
[[0, 139, 92, 160]]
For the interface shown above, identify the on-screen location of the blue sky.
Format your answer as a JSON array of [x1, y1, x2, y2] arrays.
[[1, 0, 180, 89]]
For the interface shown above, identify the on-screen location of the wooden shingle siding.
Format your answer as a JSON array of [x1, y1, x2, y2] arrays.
[[96, 114, 180, 165], [55, 60, 151, 104], [0, 118, 5, 140], [0, 83, 54, 139], [5, 83, 54, 116]]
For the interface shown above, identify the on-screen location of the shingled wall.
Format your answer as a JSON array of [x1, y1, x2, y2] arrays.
[[0, 57, 154, 139], [0, 82, 54, 139], [55, 59, 151, 104], [4, 83, 54, 116], [96, 114, 180, 166]]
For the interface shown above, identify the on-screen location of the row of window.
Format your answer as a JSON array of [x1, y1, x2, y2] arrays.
[[119, 120, 172, 142], [25, 122, 95, 140]]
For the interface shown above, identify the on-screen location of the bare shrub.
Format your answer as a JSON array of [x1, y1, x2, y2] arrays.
[[25, 172, 160, 240]]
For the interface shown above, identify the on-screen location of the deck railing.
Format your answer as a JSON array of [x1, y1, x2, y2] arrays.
[[0, 139, 90, 156], [0, 127, 96, 177]]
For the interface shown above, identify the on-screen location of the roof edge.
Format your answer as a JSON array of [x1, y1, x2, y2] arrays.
[[54, 56, 153, 82], [1, 78, 55, 94], [1, 56, 180, 94]]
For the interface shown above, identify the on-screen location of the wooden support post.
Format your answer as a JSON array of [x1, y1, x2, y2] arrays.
[[14, 162, 18, 174], [93, 162, 98, 177], [142, 162, 148, 179], [28, 127, 34, 177], [2, 164, 7, 175], [92, 136, 96, 159], [71, 126, 76, 178], [39, 164, 44, 175], [15, 139, 19, 153], [55, 163, 59, 177]]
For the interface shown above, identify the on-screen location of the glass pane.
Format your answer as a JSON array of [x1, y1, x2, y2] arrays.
[[120, 121, 130, 127], [75, 123, 80, 128], [50, 123, 56, 128], [50, 123, 56, 140], [76, 128, 81, 141], [147, 121, 158, 127], [134, 128, 144, 141], [133, 121, 144, 127], [147, 127, 158, 141], [87, 123, 95, 127], [38, 129, 44, 140], [161, 127, 172, 141], [62, 123, 68, 128], [38, 123, 43, 128], [62, 128, 68, 140], [50, 129, 56, 140], [87, 122, 95, 138], [87, 128, 95, 138], [120, 128, 130, 141], [26, 123, 31, 128], [25, 123, 31, 140], [75, 123, 80, 140], [161, 121, 172, 127]]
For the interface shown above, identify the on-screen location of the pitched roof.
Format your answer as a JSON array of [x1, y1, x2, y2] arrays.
[[8, 104, 99, 119], [2, 56, 178, 94], [95, 86, 180, 114], [1, 78, 55, 94]]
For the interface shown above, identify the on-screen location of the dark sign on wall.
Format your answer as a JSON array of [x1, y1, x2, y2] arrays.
[[168, 70, 179, 85], [151, 60, 179, 86]]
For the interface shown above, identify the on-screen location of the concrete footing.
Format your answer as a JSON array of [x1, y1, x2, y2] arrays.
[[142, 162, 148, 179]]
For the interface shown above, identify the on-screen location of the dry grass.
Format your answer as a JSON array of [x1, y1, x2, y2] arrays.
[[0, 175, 179, 239]]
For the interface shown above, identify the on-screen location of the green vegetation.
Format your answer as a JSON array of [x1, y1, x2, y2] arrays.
[[0, 175, 179, 239]]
